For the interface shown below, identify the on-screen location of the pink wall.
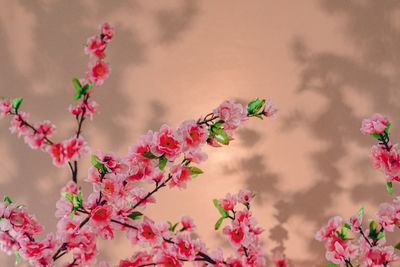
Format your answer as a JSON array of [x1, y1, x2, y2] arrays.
[[1, 0, 400, 266]]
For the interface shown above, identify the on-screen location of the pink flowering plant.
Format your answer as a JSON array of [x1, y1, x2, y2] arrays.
[[316, 114, 400, 266], [0, 24, 286, 266]]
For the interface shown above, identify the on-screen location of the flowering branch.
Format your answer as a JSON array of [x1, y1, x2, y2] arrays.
[[0, 23, 288, 267]]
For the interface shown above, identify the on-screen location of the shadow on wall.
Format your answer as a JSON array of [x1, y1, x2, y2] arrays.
[[240, 0, 400, 266], [0, 0, 199, 265]]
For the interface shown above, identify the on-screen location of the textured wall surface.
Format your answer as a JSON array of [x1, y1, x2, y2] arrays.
[[1, 0, 400, 266]]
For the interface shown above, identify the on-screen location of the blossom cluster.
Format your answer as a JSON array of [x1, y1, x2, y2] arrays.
[[51, 97, 276, 266], [317, 113, 400, 266], [0, 197, 57, 266], [0, 23, 286, 266], [0, 23, 114, 171]]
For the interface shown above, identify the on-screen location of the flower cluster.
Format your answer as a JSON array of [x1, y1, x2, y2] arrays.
[[0, 23, 285, 267], [317, 113, 400, 266], [0, 197, 57, 266], [316, 212, 398, 266]]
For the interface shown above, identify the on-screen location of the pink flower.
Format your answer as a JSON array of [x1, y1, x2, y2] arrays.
[[177, 120, 208, 150], [359, 238, 399, 266], [315, 216, 343, 241], [223, 224, 247, 248], [138, 218, 162, 245], [48, 143, 66, 167], [376, 203, 397, 232], [91, 205, 113, 226], [101, 23, 114, 42], [220, 193, 237, 211], [263, 98, 278, 117], [181, 216, 196, 231], [152, 125, 182, 160], [184, 150, 208, 164], [9, 112, 32, 137], [273, 253, 288, 267], [361, 113, 389, 135], [85, 36, 106, 58], [119, 252, 153, 267], [24, 121, 55, 149], [349, 214, 362, 232], [370, 145, 400, 181], [0, 100, 11, 118], [213, 101, 247, 130], [64, 137, 88, 161], [87, 60, 110, 86], [155, 251, 182, 267], [237, 190, 254, 205], [175, 234, 197, 260], [170, 165, 191, 189]]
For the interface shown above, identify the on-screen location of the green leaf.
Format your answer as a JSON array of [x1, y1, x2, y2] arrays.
[[128, 211, 143, 220], [213, 127, 229, 145], [247, 97, 266, 115], [14, 250, 21, 265], [158, 155, 168, 170], [142, 151, 157, 159], [213, 199, 228, 218], [3, 195, 12, 205], [167, 221, 179, 232], [326, 264, 339, 267], [384, 122, 392, 136], [395, 242, 400, 250], [369, 220, 379, 239], [377, 231, 385, 240], [214, 217, 225, 230], [91, 155, 108, 173], [72, 191, 83, 209], [370, 133, 381, 140], [12, 97, 23, 111], [82, 83, 92, 94], [189, 166, 203, 177], [358, 207, 364, 218], [72, 78, 83, 100], [62, 192, 74, 203], [386, 181, 393, 194], [213, 120, 225, 128]]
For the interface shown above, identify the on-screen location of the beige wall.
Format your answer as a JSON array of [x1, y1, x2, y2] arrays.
[[1, 0, 400, 266]]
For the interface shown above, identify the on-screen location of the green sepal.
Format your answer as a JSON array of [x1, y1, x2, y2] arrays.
[[214, 217, 225, 230], [158, 155, 168, 170], [142, 151, 157, 159], [247, 97, 266, 115], [395, 242, 400, 250], [3, 195, 12, 205], [326, 264, 339, 267], [189, 166, 203, 178], [128, 211, 143, 220], [168, 221, 179, 232], [213, 199, 228, 218], [386, 181, 393, 194], [91, 154, 108, 173], [12, 97, 23, 111]]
